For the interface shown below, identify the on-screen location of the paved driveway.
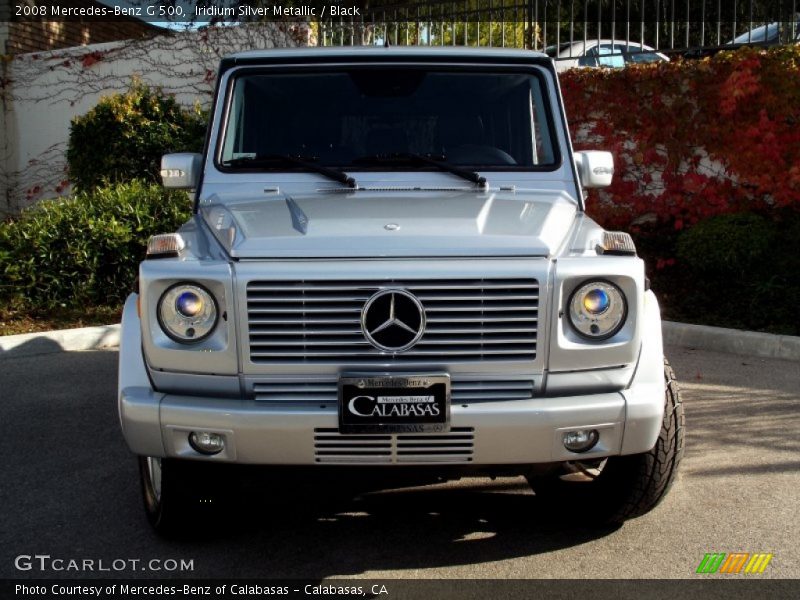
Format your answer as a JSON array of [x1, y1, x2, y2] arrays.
[[1, 345, 798, 579]]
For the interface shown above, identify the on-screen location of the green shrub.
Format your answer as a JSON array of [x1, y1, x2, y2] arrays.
[[67, 81, 207, 191], [661, 210, 800, 335], [676, 213, 774, 279], [0, 181, 191, 310]]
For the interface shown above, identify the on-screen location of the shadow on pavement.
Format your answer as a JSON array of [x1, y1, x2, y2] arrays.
[[4, 346, 798, 578], [0, 336, 64, 360], [0, 349, 618, 579], [192, 471, 621, 577]]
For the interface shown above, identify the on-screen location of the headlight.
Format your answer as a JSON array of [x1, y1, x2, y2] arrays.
[[157, 283, 218, 343], [568, 280, 627, 340]]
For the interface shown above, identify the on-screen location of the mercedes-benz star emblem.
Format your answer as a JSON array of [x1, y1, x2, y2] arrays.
[[361, 289, 426, 352]]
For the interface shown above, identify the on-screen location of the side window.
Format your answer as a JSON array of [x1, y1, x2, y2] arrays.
[[578, 46, 598, 67], [597, 45, 625, 68], [624, 49, 663, 64], [221, 79, 250, 160]]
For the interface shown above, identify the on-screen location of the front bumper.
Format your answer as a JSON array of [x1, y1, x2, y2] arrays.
[[118, 289, 667, 466], [120, 379, 663, 465]]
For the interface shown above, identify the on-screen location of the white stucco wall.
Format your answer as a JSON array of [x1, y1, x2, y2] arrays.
[[1, 22, 313, 215]]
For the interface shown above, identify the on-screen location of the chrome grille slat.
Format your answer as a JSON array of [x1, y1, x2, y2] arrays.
[[396, 442, 473, 448], [453, 392, 531, 401], [247, 279, 538, 364], [316, 449, 392, 454], [251, 339, 373, 347], [255, 394, 335, 402], [248, 295, 372, 302], [249, 327, 538, 335], [248, 317, 361, 324], [250, 329, 363, 335], [414, 294, 539, 301], [253, 384, 333, 392], [426, 316, 538, 323], [426, 327, 539, 334], [250, 337, 534, 347], [414, 338, 536, 345], [248, 296, 539, 304], [251, 348, 533, 357], [396, 451, 473, 455], [423, 305, 538, 312], [249, 316, 536, 324], [452, 381, 534, 390], [397, 435, 471, 440], [314, 441, 392, 447], [248, 282, 536, 291], [247, 307, 363, 314]]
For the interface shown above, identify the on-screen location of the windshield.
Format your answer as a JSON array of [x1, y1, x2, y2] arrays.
[[218, 68, 558, 170], [545, 42, 574, 57]]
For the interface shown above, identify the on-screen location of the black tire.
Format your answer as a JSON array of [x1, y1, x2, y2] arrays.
[[139, 456, 232, 536], [528, 358, 685, 525]]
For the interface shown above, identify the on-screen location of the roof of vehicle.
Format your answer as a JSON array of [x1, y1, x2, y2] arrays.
[[557, 39, 659, 50], [226, 45, 549, 61]]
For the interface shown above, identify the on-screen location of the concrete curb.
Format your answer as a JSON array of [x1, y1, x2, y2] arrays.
[[0, 324, 120, 360], [662, 321, 800, 362], [0, 321, 798, 362]]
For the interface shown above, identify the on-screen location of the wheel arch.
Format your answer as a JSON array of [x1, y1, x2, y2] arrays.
[[118, 293, 166, 457], [620, 289, 667, 455]]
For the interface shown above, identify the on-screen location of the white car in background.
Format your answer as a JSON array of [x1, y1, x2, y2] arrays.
[[730, 19, 800, 45], [547, 39, 669, 72]]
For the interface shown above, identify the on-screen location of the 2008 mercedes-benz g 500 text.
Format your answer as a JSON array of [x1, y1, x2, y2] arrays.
[[118, 47, 683, 533]]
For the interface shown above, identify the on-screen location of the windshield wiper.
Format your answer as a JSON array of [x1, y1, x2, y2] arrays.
[[352, 153, 487, 188], [221, 154, 356, 188]]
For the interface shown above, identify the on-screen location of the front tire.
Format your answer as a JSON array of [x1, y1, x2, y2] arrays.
[[139, 456, 231, 536], [528, 358, 684, 524]]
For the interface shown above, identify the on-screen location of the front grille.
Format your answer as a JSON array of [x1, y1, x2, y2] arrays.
[[313, 427, 475, 463], [252, 379, 535, 404], [246, 279, 538, 364]]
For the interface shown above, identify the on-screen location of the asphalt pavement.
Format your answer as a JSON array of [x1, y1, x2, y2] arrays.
[[1, 345, 798, 579]]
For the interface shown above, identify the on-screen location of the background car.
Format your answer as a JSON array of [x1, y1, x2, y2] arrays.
[[730, 18, 800, 45], [547, 39, 669, 72]]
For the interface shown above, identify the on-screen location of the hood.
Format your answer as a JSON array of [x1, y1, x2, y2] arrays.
[[200, 189, 578, 259]]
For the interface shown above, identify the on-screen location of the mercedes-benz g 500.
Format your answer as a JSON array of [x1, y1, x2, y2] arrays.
[[118, 47, 683, 533]]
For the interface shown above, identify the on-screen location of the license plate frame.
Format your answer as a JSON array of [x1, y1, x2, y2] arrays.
[[338, 374, 451, 434]]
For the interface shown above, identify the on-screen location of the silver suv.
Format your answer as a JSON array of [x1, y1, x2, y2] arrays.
[[118, 47, 683, 534]]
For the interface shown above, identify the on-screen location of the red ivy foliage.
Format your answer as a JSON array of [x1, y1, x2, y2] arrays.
[[80, 51, 106, 68], [560, 46, 800, 232]]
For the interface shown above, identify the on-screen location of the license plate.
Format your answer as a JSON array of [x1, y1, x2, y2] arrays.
[[338, 374, 450, 434]]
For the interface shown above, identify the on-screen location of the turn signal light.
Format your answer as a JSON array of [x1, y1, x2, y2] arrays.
[[146, 233, 185, 259], [600, 231, 636, 256]]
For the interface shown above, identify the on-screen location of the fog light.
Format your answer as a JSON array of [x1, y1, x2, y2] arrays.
[[189, 431, 225, 455], [562, 429, 600, 453]]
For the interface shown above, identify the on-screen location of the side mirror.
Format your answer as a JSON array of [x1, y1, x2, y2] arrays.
[[574, 151, 614, 189], [160, 153, 202, 189]]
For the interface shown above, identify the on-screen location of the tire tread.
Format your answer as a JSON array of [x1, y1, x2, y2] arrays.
[[608, 358, 685, 522], [527, 357, 685, 525]]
